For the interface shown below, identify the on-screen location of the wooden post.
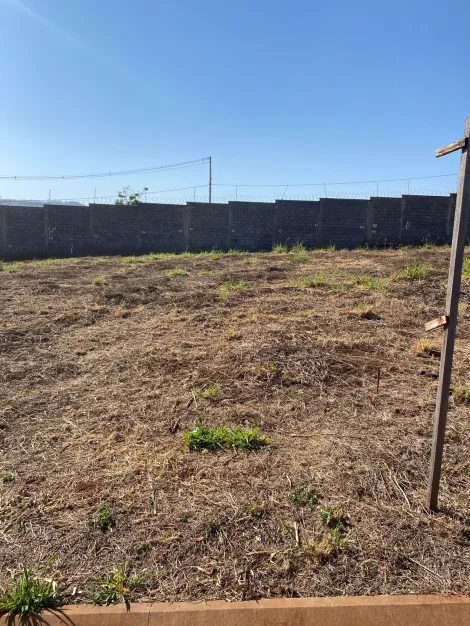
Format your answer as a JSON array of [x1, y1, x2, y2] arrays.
[[209, 156, 212, 204], [427, 116, 470, 511]]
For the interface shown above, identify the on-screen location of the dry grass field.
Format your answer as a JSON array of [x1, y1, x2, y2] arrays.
[[1, 245, 470, 604]]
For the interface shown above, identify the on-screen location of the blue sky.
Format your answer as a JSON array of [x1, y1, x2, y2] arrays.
[[0, 0, 468, 203]]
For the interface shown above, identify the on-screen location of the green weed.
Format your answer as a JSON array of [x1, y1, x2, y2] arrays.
[[92, 565, 150, 608], [2, 473, 13, 483], [246, 504, 266, 518], [184, 425, 269, 451], [227, 248, 245, 255], [203, 519, 221, 537], [146, 252, 166, 260], [289, 485, 320, 508], [317, 504, 345, 529], [3, 262, 21, 273], [193, 384, 220, 400], [0, 567, 63, 617], [272, 243, 289, 253], [121, 256, 136, 265], [93, 503, 115, 532], [165, 268, 188, 277], [92, 276, 106, 286], [401, 261, 429, 280], [208, 250, 224, 260]]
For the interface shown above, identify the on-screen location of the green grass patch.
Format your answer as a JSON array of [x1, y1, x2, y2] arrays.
[[2, 262, 21, 273], [0, 567, 63, 617], [92, 276, 106, 286], [146, 252, 167, 260], [2, 472, 13, 483], [354, 274, 388, 292], [184, 425, 269, 451], [294, 273, 327, 288], [453, 382, 470, 403], [462, 257, 470, 278], [401, 261, 429, 280], [227, 248, 245, 255], [208, 250, 224, 260], [121, 256, 137, 265], [272, 243, 289, 253], [289, 485, 320, 508], [220, 280, 249, 297], [193, 384, 220, 400], [165, 268, 188, 277]]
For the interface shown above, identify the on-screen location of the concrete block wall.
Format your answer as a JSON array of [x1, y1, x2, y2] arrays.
[[0, 194, 461, 260], [228, 202, 276, 251], [275, 200, 320, 248], [367, 197, 402, 246], [319, 198, 369, 248], [139, 203, 187, 253], [187, 202, 230, 251]]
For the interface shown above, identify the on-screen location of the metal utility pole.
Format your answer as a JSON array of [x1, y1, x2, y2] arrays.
[[209, 156, 212, 204], [426, 116, 470, 511]]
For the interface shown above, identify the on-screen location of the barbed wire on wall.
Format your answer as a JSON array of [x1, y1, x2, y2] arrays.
[[42, 186, 458, 207]]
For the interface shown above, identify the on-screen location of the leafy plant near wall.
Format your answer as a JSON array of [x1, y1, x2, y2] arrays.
[[115, 186, 149, 205]]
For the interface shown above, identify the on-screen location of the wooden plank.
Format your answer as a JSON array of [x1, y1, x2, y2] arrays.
[[425, 315, 448, 332], [435, 137, 467, 158], [427, 116, 470, 511]]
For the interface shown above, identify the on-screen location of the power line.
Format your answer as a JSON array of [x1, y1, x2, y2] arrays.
[[0, 158, 210, 181], [51, 184, 209, 202]]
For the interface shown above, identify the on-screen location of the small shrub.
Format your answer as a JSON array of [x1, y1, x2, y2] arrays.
[[93, 503, 115, 532], [272, 243, 288, 253], [401, 261, 429, 280], [4, 262, 21, 273], [2, 473, 13, 483], [165, 268, 188, 277], [92, 276, 106, 286], [289, 485, 320, 508], [92, 565, 149, 608], [184, 425, 269, 451], [453, 382, 470, 403], [0, 567, 63, 617], [121, 256, 136, 266], [203, 519, 221, 537], [317, 504, 344, 529]]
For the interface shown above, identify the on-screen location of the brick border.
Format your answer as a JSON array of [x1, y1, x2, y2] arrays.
[[2, 595, 470, 626]]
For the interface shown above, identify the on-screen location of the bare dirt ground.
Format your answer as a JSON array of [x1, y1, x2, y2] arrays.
[[1, 247, 470, 603]]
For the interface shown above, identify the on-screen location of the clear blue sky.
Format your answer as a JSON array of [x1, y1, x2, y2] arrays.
[[0, 0, 468, 203]]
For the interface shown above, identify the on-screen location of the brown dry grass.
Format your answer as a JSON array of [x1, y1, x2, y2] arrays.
[[1, 246, 470, 603]]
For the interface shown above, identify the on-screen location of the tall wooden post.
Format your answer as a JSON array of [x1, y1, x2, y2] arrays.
[[427, 116, 470, 511]]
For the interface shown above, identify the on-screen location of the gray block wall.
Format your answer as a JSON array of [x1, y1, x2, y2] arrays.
[[0, 194, 462, 260], [275, 200, 320, 247]]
